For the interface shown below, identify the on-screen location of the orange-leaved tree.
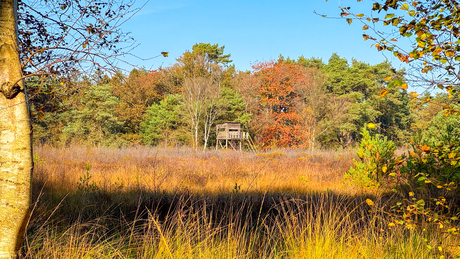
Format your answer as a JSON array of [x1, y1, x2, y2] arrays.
[[252, 60, 313, 149]]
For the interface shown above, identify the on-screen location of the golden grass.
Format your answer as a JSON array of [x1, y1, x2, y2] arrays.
[[24, 145, 460, 258], [33, 146, 362, 195]]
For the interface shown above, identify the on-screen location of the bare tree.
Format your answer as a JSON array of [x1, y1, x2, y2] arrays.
[[0, 0, 142, 257]]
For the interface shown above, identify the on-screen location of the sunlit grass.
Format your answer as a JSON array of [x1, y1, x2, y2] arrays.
[[24, 145, 460, 258], [32, 146, 360, 195]]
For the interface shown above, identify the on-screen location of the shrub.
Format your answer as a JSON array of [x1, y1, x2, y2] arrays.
[[346, 125, 396, 187]]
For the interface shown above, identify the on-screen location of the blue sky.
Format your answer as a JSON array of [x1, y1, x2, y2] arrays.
[[120, 0, 405, 72]]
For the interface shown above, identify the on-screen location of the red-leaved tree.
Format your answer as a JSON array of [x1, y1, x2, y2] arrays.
[[252, 60, 311, 149]]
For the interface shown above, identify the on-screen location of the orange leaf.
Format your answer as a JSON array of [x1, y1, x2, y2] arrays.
[[444, 110, 450, 117], [421, 145, 430, 152], [401, 83, 408, 90], [380, 89, 388, 98], [446, 50, 455, 57], [384, 76, 392, 81], [433, 48, 442, 55], [397, 53, 409, 63]]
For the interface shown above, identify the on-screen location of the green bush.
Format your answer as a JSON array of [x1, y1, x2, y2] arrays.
[[346, 125, 396, 187], [424, 109, 460, 147]]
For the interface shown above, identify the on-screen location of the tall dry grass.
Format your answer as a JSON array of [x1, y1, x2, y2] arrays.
[[23, 145, 459, 258], [32, 146, 358, 195]]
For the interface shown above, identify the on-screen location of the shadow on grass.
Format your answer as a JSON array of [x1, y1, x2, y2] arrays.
[[24, 177, 460, 258]]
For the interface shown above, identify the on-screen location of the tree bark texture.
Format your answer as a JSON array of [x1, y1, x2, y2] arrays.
[[0, 0, 32, 258]]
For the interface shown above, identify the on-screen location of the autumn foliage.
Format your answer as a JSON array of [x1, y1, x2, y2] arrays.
[[252, 60, 313, 149]]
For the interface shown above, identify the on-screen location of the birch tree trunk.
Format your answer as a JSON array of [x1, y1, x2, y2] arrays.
[[0, 0, 32, 258]]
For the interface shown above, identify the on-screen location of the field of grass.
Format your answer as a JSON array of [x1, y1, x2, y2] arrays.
[[24, 146, 460, 258]]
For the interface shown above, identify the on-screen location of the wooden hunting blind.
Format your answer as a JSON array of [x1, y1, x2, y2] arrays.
[[216, 122, 255, 151]]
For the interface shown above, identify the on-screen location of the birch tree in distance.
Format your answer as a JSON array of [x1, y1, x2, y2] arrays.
[[177, 43, 231, 150], [0, 0, 143, 257]]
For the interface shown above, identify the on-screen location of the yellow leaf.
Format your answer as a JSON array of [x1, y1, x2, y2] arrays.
[[446, 50, 455, 57], [367, 123, 375, 129], [384, 76, 392, 81], [366, 199, 374, 206], [417, 41, 426, 48], [451, 160, 458, 166], [382, 166, 387, 173], [363, 25, 369, 30], [380, 89, 388, 98], [401, 83, 408, 90], [388, 222, 395, 227], [409, 192, 414, 197], [401, 3, 409, 10]]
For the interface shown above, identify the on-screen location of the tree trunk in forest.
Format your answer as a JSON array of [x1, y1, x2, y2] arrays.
[[0, 0, 32, 258]]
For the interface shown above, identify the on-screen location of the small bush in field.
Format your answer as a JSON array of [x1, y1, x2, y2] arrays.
[[77, 163, 99, 193], [396, 134, 460, 187], [346, 126, 396, 187]]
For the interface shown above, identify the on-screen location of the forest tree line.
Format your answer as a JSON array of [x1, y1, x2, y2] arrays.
[[28, 43, 456, 150]]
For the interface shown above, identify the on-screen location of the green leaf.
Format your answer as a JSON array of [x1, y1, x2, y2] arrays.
[[417, 176, 427, 182], [385, 14, 395, 19], [388, 80, 404, 88], [417, 199, 425, 207], [392, 18, 401, 26]]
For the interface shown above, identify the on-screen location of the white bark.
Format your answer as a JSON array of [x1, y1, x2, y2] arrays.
[[0, 0, 32, 258]]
